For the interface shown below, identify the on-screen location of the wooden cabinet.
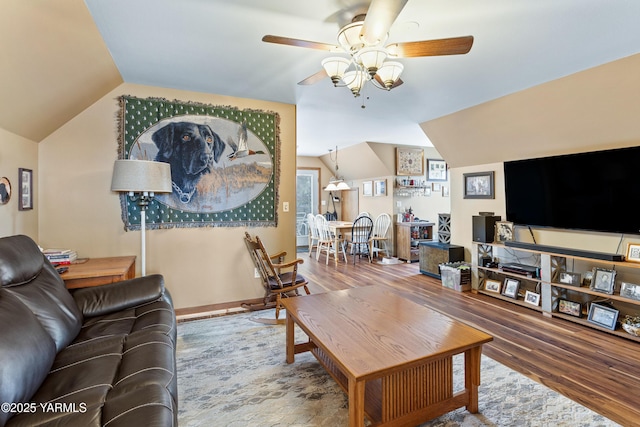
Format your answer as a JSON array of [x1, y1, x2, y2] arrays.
[[61, 256, 136, 289], [472, 242, 640, 342], [395, 222, 434, 262], [419, 242, 464, 279]]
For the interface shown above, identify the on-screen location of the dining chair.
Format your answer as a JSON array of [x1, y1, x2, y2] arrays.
[[315, 214, 346, 264], [306, 213, 319, 257], [343, 215, 374, 264], [370, 213, 392, 261]]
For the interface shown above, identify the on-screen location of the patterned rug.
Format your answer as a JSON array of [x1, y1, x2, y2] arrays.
[[176, 310, 619, 427]]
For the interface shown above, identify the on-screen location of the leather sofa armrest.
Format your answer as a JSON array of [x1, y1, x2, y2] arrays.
[[72, 274, 166, 318]]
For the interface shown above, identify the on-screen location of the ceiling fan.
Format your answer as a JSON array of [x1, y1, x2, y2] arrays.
[[262, 0, 473, 97]]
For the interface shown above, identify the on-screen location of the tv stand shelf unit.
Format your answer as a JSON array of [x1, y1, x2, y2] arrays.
[[396, 221, 434, 262], [471, 242, 640, 343]]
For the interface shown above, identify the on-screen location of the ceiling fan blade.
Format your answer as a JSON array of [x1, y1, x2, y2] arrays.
[[386, 36, 474, 58], [262, 35, 339, 52], [298, 69, 328, 85], [360, 0, 409, 46]]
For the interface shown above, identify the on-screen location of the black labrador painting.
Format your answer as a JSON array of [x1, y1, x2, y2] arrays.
[[129, 116, 272, 213]]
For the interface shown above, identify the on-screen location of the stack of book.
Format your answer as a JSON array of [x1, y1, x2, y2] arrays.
[[43, 249, 78, 265]]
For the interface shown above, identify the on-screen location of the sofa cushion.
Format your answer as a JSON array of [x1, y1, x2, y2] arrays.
[[0, 235, 82, 352], [0, 290, 56, 427]]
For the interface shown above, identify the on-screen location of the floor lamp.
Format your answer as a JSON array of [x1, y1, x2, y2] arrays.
[[111, 160, 172, 276]]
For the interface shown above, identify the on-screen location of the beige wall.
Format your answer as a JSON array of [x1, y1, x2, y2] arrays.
[[0, 128, 38, 239], [38, 83, 297, 310]]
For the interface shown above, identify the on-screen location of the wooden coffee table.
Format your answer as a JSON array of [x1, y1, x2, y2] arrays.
[[282, 286, 493, 427]]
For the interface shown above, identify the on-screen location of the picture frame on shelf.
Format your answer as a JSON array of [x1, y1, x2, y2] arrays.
[[374, 179, 386, 197], [362, 181, 373, 197], [484, 279, 502, 293], [582, 271, 593, 288], [396, 148, 424, 176], [426, 158, 447, 181], [590, 267, 616, 294], [558, 271, 582, 287], [625, 242, 640, 263], [502, 278, 520, 299], [620, 282, 640, 301], [463, 171, 494, 199], [524, 290, 540, 306], [18, 168, 33, 211], [587, 303, 619, 330], [558, 299, 582, 317], [495, 221, 514, 242]]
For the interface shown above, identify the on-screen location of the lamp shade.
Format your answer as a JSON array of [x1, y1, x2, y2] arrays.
[[111, 160, 172, 193], [376, 61, 404, 89]]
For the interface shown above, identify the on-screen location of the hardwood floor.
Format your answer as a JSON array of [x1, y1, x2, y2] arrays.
[[298, 252, 640, 427]]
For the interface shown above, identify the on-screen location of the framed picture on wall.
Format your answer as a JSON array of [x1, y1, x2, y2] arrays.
[[426, 158, 447, 181], [362, 181, 373, 197], [18, 168, 33, 211], [374, 179, 386, 197], [396, 148, 424, 175], [463, 171, 495, 199]]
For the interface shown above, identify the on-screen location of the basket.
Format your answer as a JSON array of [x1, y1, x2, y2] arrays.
[[621, 315, 640, 337], [440, 262, 471, 292]]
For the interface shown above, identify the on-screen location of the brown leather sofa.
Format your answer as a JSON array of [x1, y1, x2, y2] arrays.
[[0, 235, 177, 427]]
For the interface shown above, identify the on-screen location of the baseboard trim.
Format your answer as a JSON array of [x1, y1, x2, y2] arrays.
[[175, 297, 264, 322]]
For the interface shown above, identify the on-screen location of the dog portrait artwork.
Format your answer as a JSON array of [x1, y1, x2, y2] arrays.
[[127, 115, 273, 214]]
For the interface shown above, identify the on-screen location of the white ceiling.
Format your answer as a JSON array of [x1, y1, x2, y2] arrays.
[[83, 0, 640, 157]]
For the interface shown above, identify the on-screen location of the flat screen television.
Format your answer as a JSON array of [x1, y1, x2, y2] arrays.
[[504, 146, 640, 235]]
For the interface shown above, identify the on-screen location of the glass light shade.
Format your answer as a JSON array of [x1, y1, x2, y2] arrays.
[[111, 160, 172, 193], [337, 21, 364, 52], [336, 181, 351, 190], [376, 61, 404, 89], [324, 182, 338, 191], [343, 70, 366, 96], [356, 47, 387, 77], [321, 57, 351, 85]]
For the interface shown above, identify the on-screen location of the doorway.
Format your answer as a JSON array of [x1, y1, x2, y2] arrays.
[[296, 168, 320, 248]]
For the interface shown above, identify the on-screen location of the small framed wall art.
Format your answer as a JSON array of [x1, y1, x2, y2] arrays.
[[18, 168, 33, 211], [374, 179, 386, 197], [396, 148, 424, 176], [463, 171, 495, 199], [426, 159, 447, 181], [362, 181, 373, 197]]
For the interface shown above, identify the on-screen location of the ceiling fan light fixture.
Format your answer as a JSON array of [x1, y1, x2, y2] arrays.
[[337, 20, 365, 53], [321, 57, 351, 86], [336, 181, 351, 190], [355, 47, 388, 78], [343, 70, 366, 96], [376, 61, 404, 89]]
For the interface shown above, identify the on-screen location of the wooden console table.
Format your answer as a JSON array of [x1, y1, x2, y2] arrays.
[[61, 256, 136, 289]]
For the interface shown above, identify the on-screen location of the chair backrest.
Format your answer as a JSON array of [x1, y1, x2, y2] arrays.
[[307, 213, 318, 238], [357, 212, 371, 218], [373, 213, 391, 239], [351, 215, 373, 243], [244, 232, 285, 289], [315, 214, 331, 241]]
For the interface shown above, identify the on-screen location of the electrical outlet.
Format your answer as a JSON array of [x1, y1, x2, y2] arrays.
[[254, 268, 260, 278], [283, 201, 289, 212]]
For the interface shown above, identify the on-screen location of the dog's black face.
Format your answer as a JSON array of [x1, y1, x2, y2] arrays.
[[153, 122, 225, 203]]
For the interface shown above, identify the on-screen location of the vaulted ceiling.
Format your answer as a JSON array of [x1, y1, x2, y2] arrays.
[[2, 0, 640, 158]]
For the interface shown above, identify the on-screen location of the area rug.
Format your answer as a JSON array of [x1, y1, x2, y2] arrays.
[[176, 310, 619, 427]]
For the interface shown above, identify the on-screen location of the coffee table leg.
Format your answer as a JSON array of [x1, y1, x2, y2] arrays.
[[348, 378, 365, 427], [286, 313, 295, 364], [465, 346, 482, 413]]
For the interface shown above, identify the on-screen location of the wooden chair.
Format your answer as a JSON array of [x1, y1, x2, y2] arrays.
[[315, 214, 347, 264], [343, 215, 374, 264], [306, 213, 319, 257], [243, 232, 310, 321], [370, 213, 392, 261]]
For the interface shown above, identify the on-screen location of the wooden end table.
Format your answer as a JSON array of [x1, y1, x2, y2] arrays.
[[60, 256, 136, 289], [282, 286, 493, 427]]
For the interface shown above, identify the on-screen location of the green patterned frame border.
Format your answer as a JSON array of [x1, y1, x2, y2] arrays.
[[116, 95, 280, 230]]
